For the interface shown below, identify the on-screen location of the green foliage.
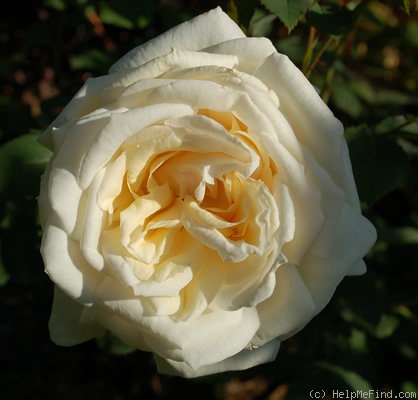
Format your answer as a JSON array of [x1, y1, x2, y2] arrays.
[[0, 133, 51, 287], [0, 253, 9, 286], [346, 124, 409, 206], [70, 49, 114, 72], [97, 0, 157, 29], [248, 8, 277, 37], [0, 132, 51, 200], [317, 363, 373, 392], [260, 0, 314, 30], [307, 3, 354, 38], [97, 333, 137, 356], [230, 0, 259, 27]]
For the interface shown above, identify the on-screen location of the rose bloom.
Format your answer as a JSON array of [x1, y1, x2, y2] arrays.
[[39, 7, 376, 377]]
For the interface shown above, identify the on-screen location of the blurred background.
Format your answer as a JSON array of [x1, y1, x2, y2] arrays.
[[0, 0, 417, 398]]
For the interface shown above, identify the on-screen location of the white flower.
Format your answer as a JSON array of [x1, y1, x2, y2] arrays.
[[39, 7, 376, 378]]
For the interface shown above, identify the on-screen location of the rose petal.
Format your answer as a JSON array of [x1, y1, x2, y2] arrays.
[[140, 307, 260, 369], [76, 104, 194, 189], [204, 37, 276, 73], [79, 169, 106, 271], [182, 195, 262, 262], [42, 221, 101, 303], [46, 168, 85, 237], [93, 309, 152, 351], [49, 287, 105, 346], [154, 339, 280, 378], [100, 228, 149, 287], [96, 151, 127, 217], [255, 53, 354, 197], [109, 7, 245, 72], [252, 263, 316, 346], [298, 203, 377, 310], [146, 79, 324, 265], [346, 259, 367, 276], [177, 249, 224, 319]]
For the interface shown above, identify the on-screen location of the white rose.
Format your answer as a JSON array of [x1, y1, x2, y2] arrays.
[[38, 7, 376, 378]]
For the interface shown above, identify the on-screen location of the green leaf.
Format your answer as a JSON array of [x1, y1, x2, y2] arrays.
[[99, 0, 156, 30], [307, 3, 353, 38], [374, 89, 412, 107], [70, 49, 114, 73], [346, 125, 409, 205], [0, 134, 50, 287], [348, 328, 368, 353], [318, 363, 373, 392], [232, 0, 259, 27], [100, 3, 133, 29], [43, 0, 67, 10], [401, 381, 418, 394], [260, 0, 314, 31], [375, 114, 416, 134], [332, 81, 363, 118], [0, 132, 52, 200], [276, 36, 306, 64], [375, 314, 400, 339], [398, 138, 418, 156], [378, 225, 418, 246], [401, 0, 418, 15], [350, 78, 376, 104], [405, 22, 418, 47], [249, 8, 277, 37], [44, 0, 88, 10], [0, 254, 10, 287], [97, 333, 136, 356]]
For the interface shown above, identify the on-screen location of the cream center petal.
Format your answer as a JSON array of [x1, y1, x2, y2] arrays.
[[119, 183, 177, 264], [88, 98, 284, 321], [181, 172, 279, 263], [149, 151, 252, 201]]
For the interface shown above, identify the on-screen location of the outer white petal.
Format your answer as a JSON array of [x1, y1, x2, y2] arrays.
[[110, 7, 245, 72], [298, 204, 377, 310], [275, 182, 296, 248], [96, 151, 127, 215], [113, 50, 239, 103], [276, 147, 323, 264], [140, 307, 260, 370], [346, 259, 367, 276], [76, 104, 193, 189], [40, 84, 194, 158], [93, 309, 152, 351], [49, 287, 105, 346], [204, 37, 276, 74], [154, 340, 280, 378], [92, 273, 261, 370], [47, 167, 84, 236], [47, 111, 112, 177], [253, 264, 316, 346], [41, 221, 101, 303], [255, 53, 356, 201], [79, 169, 106, 271], [38, 79, 117, 150]]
